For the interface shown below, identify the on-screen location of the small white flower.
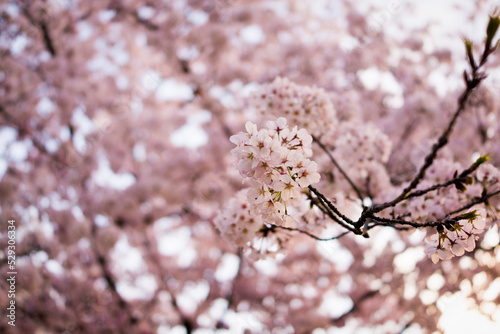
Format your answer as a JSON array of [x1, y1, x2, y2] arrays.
[[248, 180, 271, 204], [298, 161, 320, 187], [275, 174, 300, 201], [266, 117, 287, 134]]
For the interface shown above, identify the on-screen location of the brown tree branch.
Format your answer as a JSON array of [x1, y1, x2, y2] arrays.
[[331, 289, 379, 325], [309, 185, 355, 227], [272, 224, 350, 241]]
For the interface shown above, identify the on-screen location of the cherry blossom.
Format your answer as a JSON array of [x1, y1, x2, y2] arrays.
[[228, 117, 321, 224]]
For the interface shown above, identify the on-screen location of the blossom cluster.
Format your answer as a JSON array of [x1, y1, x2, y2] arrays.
[[332, 120, 393, 194], [424, 208, 487, 263], [229, 117, 321, 223], [334, 120, 392, 168], [251, 77, 337, 139], [213, 189, 295, 255], [213, 190, 265, 247]]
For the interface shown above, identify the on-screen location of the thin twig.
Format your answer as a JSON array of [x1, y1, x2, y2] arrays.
[[331, 289, 379, 324], [20, 3, 56, 56], [399, 322, 413, 334], [312, 135, 365, 204], [308, 193, 349, 227], [216, 247, 244, 329], [368, 93, 474, 213], [309, 185, 356, 227], [447, 189, 500, 216], [90, 224, 137, 332], [272, 224, 350, 241], [313, 194, 356, 231], [368, 216, 441, 229], [368, 223, 413, 231], [142, 221, 196, 333]]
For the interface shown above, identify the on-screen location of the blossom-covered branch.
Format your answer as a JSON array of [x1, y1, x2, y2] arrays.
[[357, 23, 499, 229], [218, 12, 500, 264]]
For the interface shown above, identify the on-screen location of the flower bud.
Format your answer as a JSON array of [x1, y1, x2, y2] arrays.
[[486, 12, 500, 47]]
